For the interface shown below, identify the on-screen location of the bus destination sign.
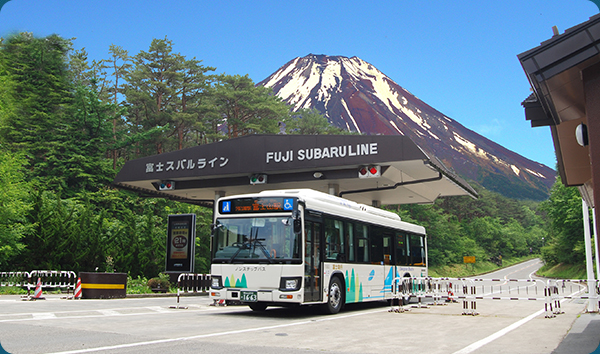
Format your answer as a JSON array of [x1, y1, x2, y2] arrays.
[[220, 197, 295, 214]]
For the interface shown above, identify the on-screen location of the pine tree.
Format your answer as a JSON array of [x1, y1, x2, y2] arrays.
[[213, 74, 289, 138], [125, 37, 181, 155]]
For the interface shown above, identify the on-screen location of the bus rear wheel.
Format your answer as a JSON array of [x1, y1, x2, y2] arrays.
[[325, 277, 344, 314]]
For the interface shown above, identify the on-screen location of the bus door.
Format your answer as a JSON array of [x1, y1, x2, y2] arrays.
[[382, 232, 394, 296], [304, 220, 322, 302]]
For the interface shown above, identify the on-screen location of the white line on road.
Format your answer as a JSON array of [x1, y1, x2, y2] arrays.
[[44, 308, 388, 354], [452, 287, 586, 354], [452, 308, 545, 354]]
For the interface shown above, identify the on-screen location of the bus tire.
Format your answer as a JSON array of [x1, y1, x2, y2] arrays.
[[249, 302, 267, 312], [325, 277, 344, 314]]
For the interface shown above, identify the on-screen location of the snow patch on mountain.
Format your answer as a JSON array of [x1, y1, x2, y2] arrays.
[[511, 165, 521, 176], [389, 120, 404, 135], [525, 168, 547, 179], [341, 99, 361, 133]]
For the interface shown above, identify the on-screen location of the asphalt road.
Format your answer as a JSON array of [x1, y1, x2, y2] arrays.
[[0, 259, 597, 354]]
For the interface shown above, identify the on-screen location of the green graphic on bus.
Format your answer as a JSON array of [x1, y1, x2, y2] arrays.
[[345, 268, 364, 303], [224, 273, 247, 288]]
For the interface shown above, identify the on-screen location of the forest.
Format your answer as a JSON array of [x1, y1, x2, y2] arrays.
[[0, 33, 589, 280]]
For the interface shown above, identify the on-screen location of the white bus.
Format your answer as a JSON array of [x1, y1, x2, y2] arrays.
[[209, 189, 427, 313]]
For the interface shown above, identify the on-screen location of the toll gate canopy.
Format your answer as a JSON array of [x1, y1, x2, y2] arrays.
[[112, 135, 478, 206]]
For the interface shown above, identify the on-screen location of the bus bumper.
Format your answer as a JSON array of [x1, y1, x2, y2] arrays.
[[210, 289, 303, 304]]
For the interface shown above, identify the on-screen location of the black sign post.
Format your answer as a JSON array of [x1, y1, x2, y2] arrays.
[[165, 214, 196, 273]]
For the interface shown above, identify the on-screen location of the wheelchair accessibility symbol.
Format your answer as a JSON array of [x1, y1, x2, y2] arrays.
[[283, 198, 293, 211]]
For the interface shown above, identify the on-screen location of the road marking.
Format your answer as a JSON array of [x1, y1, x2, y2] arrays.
[[452, 308, 545, 354], [0, 307, 208, 323], [453, 287, 586, 354], [44, 308, 388, 354], [146, 306, 171, 313], [32, 313, 57, 320]]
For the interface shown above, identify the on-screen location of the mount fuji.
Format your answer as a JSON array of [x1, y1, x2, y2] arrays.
[[258, 54, 555, 200]]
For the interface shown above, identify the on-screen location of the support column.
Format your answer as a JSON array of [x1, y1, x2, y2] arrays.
[[328, 184, 339, 196], [594, 208, 600, 280], [582, 198, 598, 312], [583, 63, 600, 247], [215, 190, 225, 204], [582, 64, 600, 312]]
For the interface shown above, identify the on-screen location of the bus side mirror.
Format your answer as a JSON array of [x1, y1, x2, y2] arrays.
[[292, 210, 301, 234]]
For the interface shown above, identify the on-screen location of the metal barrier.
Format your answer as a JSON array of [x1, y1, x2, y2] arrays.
[[0, 270, 77, 298], [29, 270, 77, 296], [389, 276, 596, 318], [0, 271, 30, 288], [171, 273, 211, 309]]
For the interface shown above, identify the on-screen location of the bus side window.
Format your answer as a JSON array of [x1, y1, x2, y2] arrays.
[[357, 238, 369, 263], [324, 218, 344, 261], [354, 224, 369, 263], [346, 222, 355, 262], [383, 234, 393, 265], [370, 226, 384, 264], [408, 234, 425, 266], [396, 233, 407, 266]]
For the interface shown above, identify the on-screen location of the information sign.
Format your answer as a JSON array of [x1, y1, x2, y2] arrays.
[[463, 256, 476, 264], [165, 214, 196, 273]]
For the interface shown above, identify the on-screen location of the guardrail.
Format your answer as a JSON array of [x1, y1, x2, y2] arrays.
[[390, 277, 598, 317]]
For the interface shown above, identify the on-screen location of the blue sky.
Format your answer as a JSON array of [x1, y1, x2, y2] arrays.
[[1, 0, 597, 169]]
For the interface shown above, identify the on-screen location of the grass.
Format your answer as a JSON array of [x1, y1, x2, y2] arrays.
[[429, 255, 540, 278], [0, 286, 27, 295], [127, 275, 154, 294], [536, 263, 588, 279]]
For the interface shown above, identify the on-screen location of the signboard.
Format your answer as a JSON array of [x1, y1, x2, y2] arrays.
[[165, 214, 196, 273], [463, 256, 476, 264]]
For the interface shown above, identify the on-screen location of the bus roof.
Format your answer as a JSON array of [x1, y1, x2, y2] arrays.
[[218, 189, 426, 235]]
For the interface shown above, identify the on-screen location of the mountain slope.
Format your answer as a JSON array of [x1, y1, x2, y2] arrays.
[[258, 54, 555, 200]]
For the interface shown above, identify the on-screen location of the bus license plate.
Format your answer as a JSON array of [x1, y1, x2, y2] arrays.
[[240, 291, 257, 302]]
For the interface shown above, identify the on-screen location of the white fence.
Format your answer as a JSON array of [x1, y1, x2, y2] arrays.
[[390, 277, 599, 317], [1, 270, 77, 296]]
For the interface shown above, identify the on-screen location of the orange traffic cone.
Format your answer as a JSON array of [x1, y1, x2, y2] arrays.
[[74, 277, 82, 299], [32, 277, 45, 300]]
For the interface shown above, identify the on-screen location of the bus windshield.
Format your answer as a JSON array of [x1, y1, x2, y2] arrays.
[[213, 216, 300, 263]]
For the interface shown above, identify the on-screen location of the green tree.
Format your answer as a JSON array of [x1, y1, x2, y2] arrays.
[[212, 74, 289, 138], [286, 108, 349, 135], [104, 45, 132, 169], [171, 57, 215, 149], [0, 151, 32, 268], [539, 179, 586, 265], [0, 33, 73, 177], [0, 33, 115, 196], [124, 37, 187, 156]]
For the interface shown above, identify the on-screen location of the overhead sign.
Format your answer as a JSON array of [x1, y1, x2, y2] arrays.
[[165, 214, 196, 273], [113, 135, 478, 206], [220, 197, 295, 214]]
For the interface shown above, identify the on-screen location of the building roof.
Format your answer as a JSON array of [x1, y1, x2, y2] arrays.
[[518, 14, 600, 194]]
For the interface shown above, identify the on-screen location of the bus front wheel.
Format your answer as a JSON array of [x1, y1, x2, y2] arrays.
[[325, 277, 344, 314], [249, 302, 267, 311]]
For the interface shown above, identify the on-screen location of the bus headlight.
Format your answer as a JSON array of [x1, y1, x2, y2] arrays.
[[279, 277, 301, 291], [211, 276, 222, 289]]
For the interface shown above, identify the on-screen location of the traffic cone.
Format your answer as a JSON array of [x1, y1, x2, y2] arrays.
[[32, 277, 45, 300], [74, 277, 82, 299]]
